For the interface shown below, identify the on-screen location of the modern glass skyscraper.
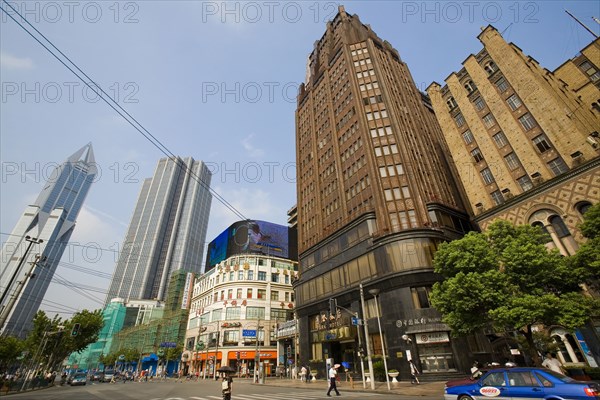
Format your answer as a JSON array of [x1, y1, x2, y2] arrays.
[[0, 143, 97, 337], [105, 157, 212, 305]]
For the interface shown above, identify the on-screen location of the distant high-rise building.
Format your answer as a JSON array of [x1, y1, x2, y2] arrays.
[[0, 143, 97, 337], [105, 157, 212, 305], [294, 6, 471, 378]]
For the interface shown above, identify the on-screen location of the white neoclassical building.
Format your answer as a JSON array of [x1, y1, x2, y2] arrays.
[[183, 253, 297, 377]]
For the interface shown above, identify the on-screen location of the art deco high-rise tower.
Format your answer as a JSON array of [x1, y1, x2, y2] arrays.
[[294, 7, 472, 377], [0, 144, 97, 337], [105, 157, 212, 305]]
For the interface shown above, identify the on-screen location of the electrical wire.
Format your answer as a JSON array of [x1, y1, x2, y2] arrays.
[[0, 0, 248, 223], [1, 231, 212, 273]]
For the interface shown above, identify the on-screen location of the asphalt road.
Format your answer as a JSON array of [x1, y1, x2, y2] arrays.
[[7, 379, 442, 400]]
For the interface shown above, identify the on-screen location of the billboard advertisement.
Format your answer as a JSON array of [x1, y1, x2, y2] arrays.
[[204, 220, 296, 271], [228, 220, 289, 259], [206, 228, 229, 269]]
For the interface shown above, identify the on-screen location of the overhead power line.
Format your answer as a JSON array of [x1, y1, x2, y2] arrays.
[[0, 0, 248, 222]]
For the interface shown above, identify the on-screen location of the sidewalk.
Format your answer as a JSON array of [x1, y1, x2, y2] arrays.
[[250, 377, 445, 397]]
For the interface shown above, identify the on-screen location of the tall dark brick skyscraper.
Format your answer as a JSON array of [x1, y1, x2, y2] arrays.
[[293, 6, 473, 378]]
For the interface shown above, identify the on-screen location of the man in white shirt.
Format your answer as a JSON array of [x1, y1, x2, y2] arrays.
[[542, 353, 566, 374], [326, 364, 340, 397]]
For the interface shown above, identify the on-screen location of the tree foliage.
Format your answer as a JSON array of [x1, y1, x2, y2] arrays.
[[568, 202, 600, 292], [24, 309, 104, 371], [165, 344, 183, 361], [0, 336, 26, 370], [431, 220, 598, 366]]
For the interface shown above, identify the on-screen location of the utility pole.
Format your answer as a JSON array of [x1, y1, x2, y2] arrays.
[[359, 283, 375, 390], [203, 329, 211, 380], [0, 236, 44, 332], [254, 316, 262, 384], [331, 299, 366, 388], [195, 310, 204, 375], [214, 327, 220, 380], [369, 289, 390, 391]]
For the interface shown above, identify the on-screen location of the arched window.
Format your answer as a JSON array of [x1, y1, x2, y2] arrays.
[[446, 97, 458, 110], [551, 335, 572, 363], [484, 61, 497, 75], [564, 334, 584, 363], [549, 215, 571, 238], [575, 201, 592, 216], [464, 80, 476, 93], [531, 221, 550, 238]]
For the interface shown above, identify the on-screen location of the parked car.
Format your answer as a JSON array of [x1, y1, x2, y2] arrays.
[[89, 371, 104, 382], [101, 370, 116, 383], [444, 367, 600, 400], [445, 368, 492, 389], [69, 372, 87, 386]]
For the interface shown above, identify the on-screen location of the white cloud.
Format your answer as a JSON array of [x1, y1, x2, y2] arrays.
[[1, 52, 34, 70], [241, 134, 265, 158]]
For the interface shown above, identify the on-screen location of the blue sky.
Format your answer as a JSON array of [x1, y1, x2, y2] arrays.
[[2, 1, 599, 318]]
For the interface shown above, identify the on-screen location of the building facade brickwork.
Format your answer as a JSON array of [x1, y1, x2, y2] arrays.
[[427, 26, 600, 367], [294, 6, 476, 380]]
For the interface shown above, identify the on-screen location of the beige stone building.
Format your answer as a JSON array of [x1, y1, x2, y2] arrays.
[[427, 26, 600, 367]]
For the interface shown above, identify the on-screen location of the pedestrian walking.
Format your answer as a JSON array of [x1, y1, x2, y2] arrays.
[[300, 365, 307, 382], [326, 364, 341, 397], [471, 361, 483, 379], [409, 359, 420, 384], [221, 375, 233, 400], [542, 352, 566, 374]]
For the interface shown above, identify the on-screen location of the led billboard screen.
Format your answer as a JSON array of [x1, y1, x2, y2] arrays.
[[206, 228, 229, 269], [228, 220, 289, 259], [204, 220, 296, 271]]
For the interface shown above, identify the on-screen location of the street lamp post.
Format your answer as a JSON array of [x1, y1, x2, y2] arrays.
[[369, 288, 390, 391], [359, 284, 375, 390]]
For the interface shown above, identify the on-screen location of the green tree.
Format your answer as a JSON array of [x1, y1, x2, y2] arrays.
[[431, 220, 597, 366], [122, 347, 140, 364], [569, 202, 600, 292], [99, 352, 118, 368], [24, 309, 104, 371], [165, 344, 183, 361], [0, 336, 26, 371]]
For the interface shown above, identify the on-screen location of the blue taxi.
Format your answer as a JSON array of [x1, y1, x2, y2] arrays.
[[444, 367, 600, 400]]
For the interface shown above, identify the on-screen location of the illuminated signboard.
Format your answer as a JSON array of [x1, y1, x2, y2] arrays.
[[205, 220, 297, 271]]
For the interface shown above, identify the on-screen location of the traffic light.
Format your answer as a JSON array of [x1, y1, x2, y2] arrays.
[[71, 323, 81, 336], [236, 351, 240, 361], [358, 347, 365, 358]]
